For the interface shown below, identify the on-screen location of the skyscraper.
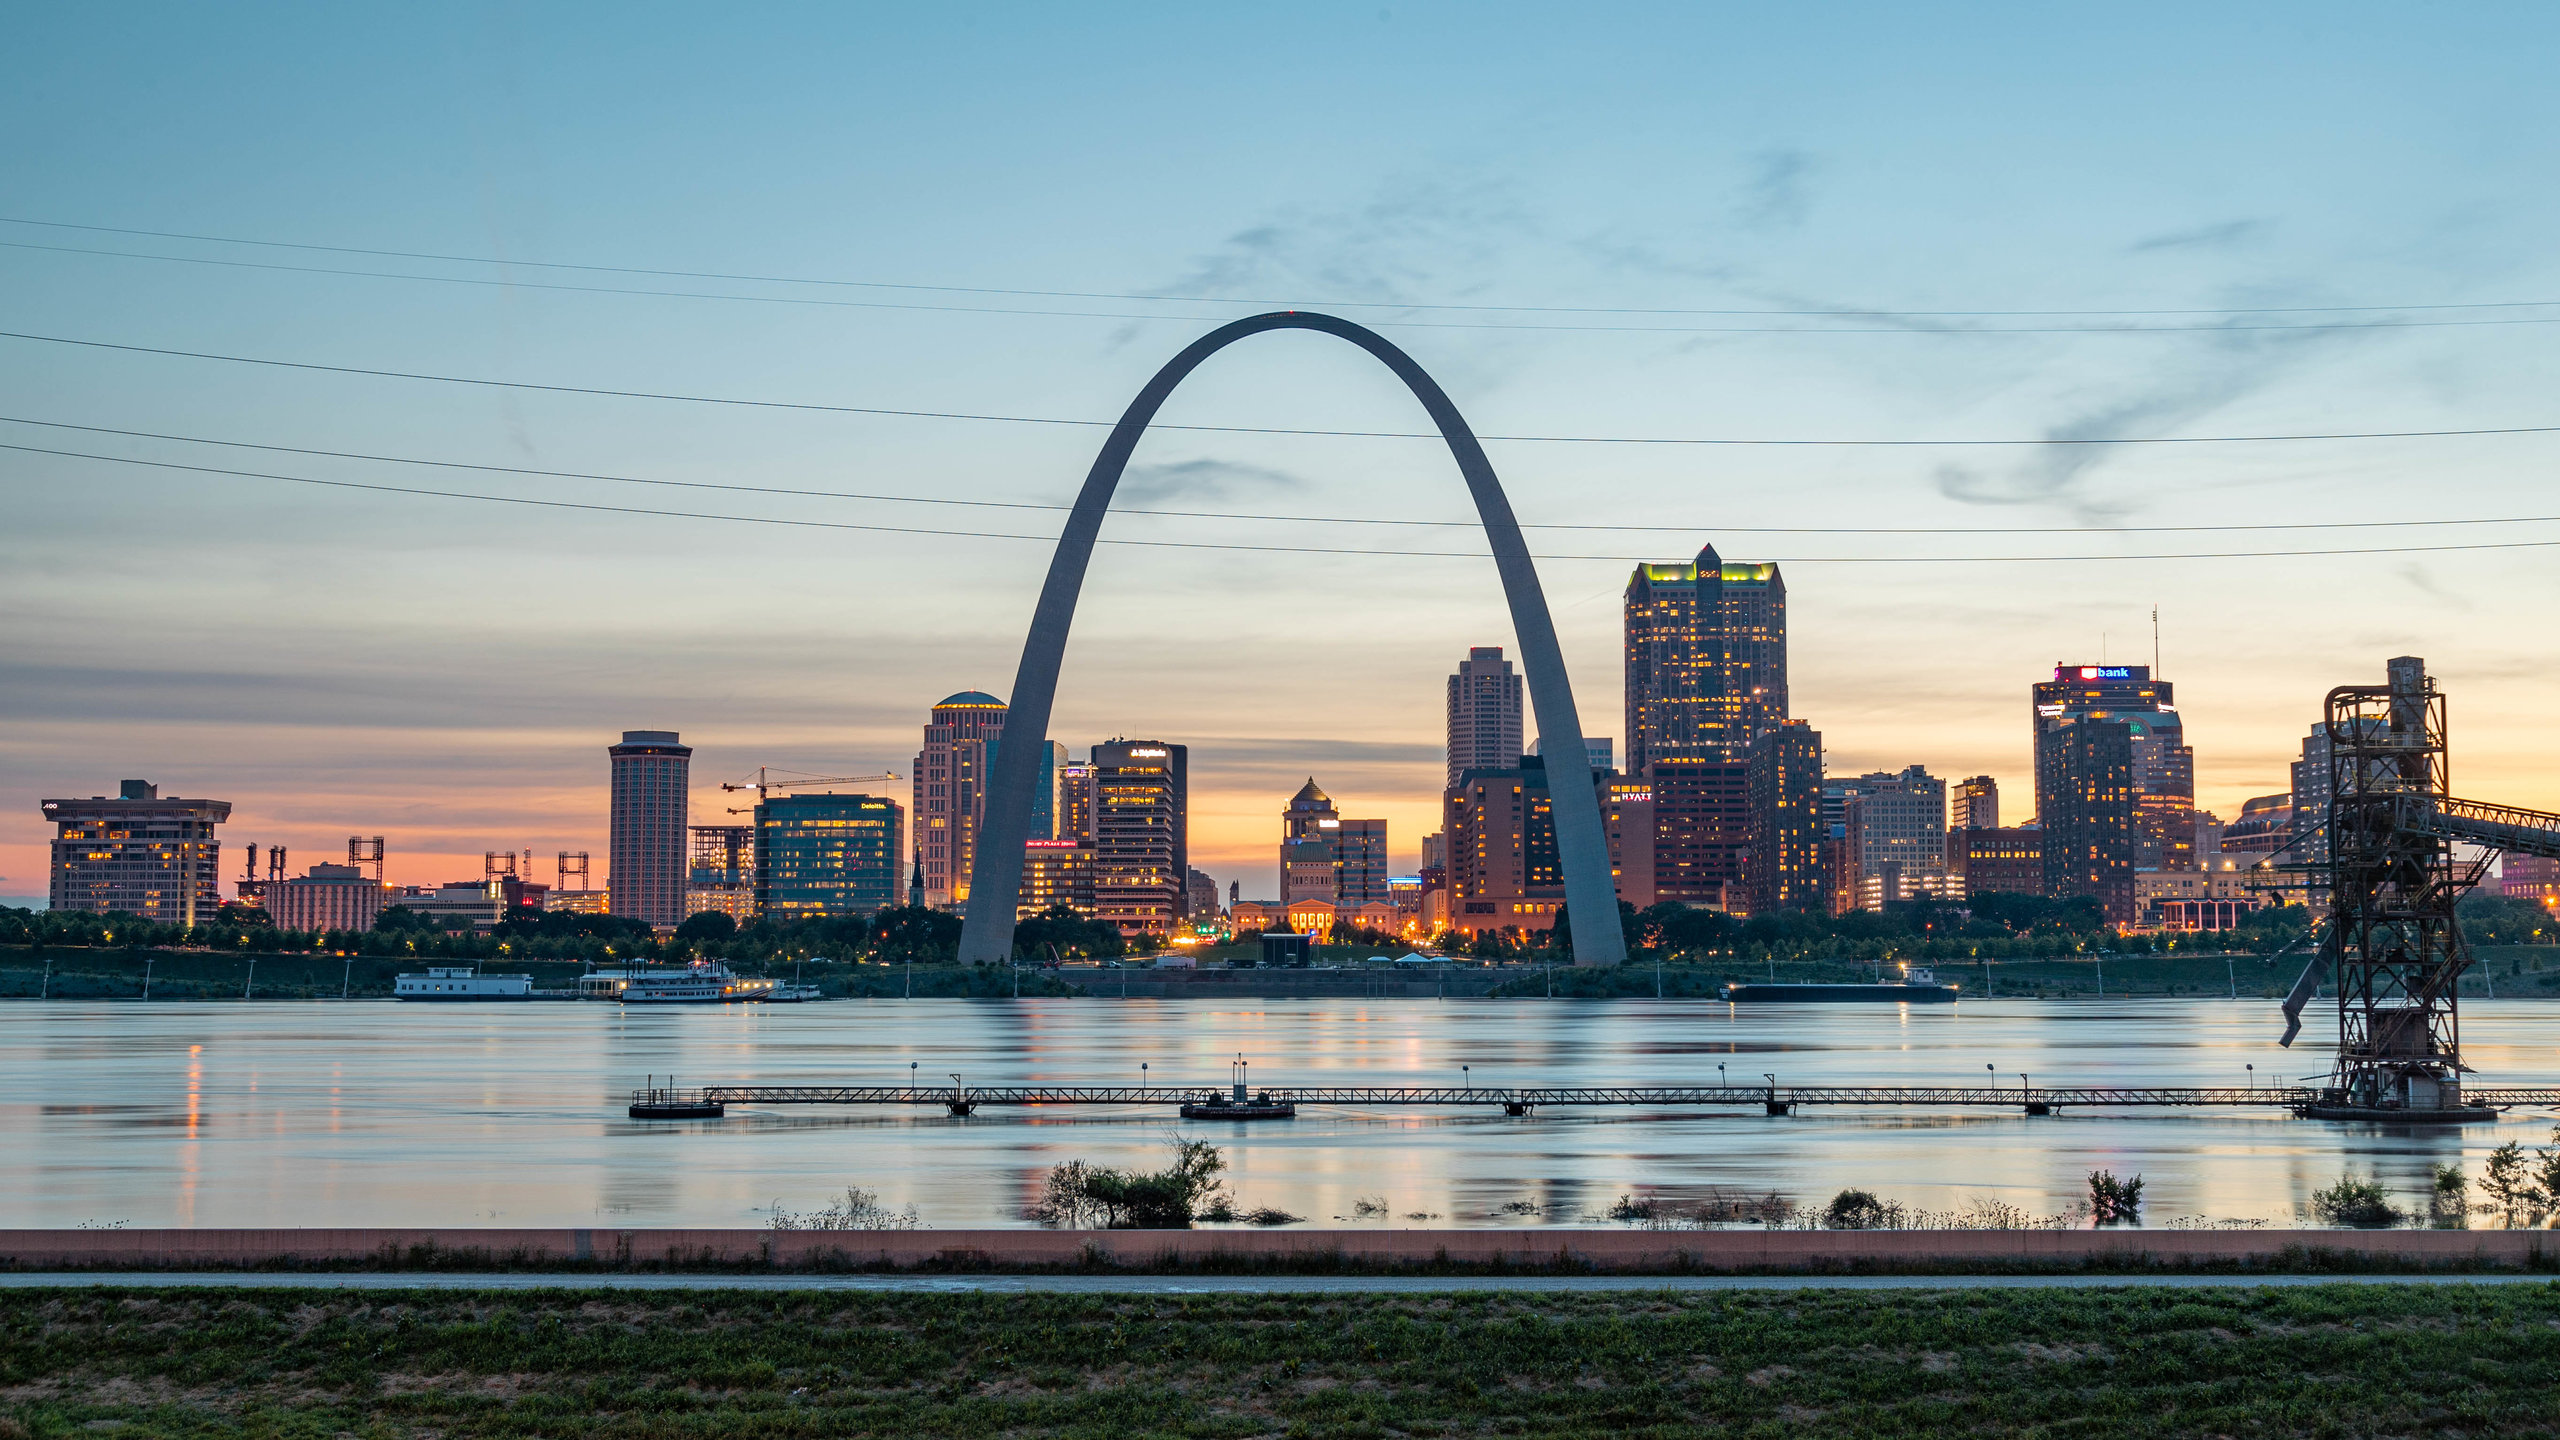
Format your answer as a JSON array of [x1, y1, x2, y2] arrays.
[[913, 691, 1007, 908], [1446, 647, 1524, 791], [1851, 766, 1947, 879], [1649, 758, 1752, 909], [2039, 717, 2136, 924], [609, 731, 691, 928], [1746, 721, 1826, 914], [1336, 818, 1389, 909], [2030, 665, 2193, 871], [1624, 544, 1787, 772], [1056, 759, 1096, 844], [43, 780, 230, 925], [1028, 740, 1069, 842], [1090, 739, 1187, 933], [1444, 755, 1649, 935]]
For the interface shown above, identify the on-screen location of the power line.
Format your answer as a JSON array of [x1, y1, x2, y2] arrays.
[[13, 440, 2560, 564], [9, 237, 2557, 336], [7, 413, 2558, 536], [8, 328, 2558, 448], [6, 214, 2556, 320]]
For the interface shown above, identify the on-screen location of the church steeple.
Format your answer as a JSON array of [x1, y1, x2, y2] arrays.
[[909, 851, 925, 909]]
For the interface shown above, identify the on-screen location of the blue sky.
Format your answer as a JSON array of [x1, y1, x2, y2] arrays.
[[4, 2, 2557, 897]]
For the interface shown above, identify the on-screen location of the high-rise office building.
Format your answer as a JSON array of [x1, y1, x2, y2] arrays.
[[1020, 840, 1097, 917], [1746, 721, 1826, 915], [1445, 756, 1649, 935], [1447, 647, 1524, 791], [2031, 665, 2192, 871], [913, 691, 1007, 908], [1028, 740, 1069, 842], [1849, 766, 1947, 880], [1648, 758, 1752, 910], [754, 792, 903, 919], [1598, 777, 1656, 909], [1056, 760, 1096, 844], [1090, 739, 1187, 933], [1951, 776, 2000, 831], [1336, 818, 1389, 909], [609, 731, 691, 928], [1946, 826, 2043, 898], [2038, 717, 2136, 924], [1624, 544, 1787, 772], [42, 780, 230, 924]]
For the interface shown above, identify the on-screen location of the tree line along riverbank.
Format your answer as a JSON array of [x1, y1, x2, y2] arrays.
[[4, 944, 2556, 1002]]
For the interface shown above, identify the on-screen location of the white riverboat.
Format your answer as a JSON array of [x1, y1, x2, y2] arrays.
[[579, 959, 777, 1004], [394, 966, 534, 1001]]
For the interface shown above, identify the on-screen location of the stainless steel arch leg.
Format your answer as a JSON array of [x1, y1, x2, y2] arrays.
[[956, 312, 1624, 966]]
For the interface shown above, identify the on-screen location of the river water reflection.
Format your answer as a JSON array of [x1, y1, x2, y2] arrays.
[[8, 997, 2560, 1229]]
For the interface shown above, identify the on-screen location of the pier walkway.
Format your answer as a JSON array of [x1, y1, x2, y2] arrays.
[[628, 1082, 2560, 1118]]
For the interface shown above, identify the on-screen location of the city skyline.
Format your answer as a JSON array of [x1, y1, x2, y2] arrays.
[[8, 6, 2560, 904]]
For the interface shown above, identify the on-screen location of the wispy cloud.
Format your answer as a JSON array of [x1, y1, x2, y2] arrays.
[[1735, 148, 1817, 230], [1148, 177, 1539, 307], [1117, 458, 1303, 505], [1931, 324, 2360, 522], [2131, 219, 2266, 253]]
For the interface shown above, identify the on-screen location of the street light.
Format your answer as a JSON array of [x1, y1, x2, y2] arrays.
[[2246, 1062, 2254, 1094], [1463, 1064, 1471, 1091]]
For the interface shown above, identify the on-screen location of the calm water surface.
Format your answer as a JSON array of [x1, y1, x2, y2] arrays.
[[8, 997, 2560, 1229]]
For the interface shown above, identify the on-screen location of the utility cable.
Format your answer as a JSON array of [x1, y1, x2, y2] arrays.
[[5, 413, 2557, 536], [7, 238, 2554, 335], [13, 440, 2560, 564], [7, 328, 2558, 447], [6, 215, 2556, 320]]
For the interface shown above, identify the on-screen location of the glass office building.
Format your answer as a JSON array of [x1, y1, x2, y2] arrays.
[[754, 792, 904, 919]]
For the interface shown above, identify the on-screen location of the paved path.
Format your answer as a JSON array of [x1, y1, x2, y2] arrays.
[[4, 1271, 2554, 1295]]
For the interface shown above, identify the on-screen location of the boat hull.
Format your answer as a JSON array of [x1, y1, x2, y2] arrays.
[[1721, 983, 1959, 1003]]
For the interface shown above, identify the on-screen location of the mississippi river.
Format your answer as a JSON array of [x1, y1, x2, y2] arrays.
[[7, 997, 2557, 1229]]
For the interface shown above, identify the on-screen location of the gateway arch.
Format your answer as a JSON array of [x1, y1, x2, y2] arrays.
[[955, 311, 1626, 967]]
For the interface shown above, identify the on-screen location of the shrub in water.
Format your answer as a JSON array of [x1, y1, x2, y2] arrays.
[[2307, 1173, 2403, 1228], [769, 1186, 920, 1231], [2087, 1170, 2145, 1225], [1028, 1138, 1230, 1229], [1824, 1189, 1897, 1230]]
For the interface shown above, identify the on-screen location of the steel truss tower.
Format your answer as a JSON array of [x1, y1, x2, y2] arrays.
[[2318, 658, 2474, 1110], [2283, 656, 2560, 1119]]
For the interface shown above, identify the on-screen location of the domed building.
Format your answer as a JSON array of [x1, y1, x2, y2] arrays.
[[914, 691, 1006, 908]]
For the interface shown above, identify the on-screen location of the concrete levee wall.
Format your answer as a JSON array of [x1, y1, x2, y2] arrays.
[[1, 1227, 2550, 1272]]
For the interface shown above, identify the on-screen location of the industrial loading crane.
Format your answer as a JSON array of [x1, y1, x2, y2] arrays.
[[2279, 656, 2560, 1120]]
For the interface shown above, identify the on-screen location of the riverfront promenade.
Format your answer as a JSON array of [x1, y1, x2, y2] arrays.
[[5, 1226, 2556, 1273]]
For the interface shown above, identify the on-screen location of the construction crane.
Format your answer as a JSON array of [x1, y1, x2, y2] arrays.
[[2278, 656, 2560, 1119], [721, 767, 900, 815]]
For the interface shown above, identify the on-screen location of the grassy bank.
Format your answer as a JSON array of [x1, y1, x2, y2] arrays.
[[4, 1284, 2558, 1436]]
